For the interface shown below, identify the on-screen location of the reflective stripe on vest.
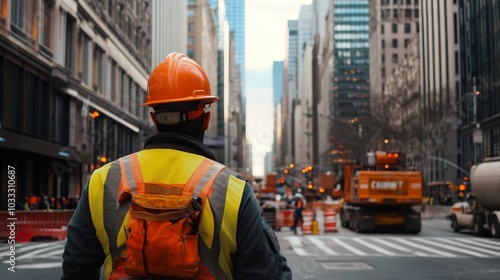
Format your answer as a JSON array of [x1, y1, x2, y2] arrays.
[[89, 151, 246, 280]]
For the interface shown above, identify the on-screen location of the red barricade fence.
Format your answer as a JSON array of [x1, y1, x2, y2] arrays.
[[0, 210, 75, 242]]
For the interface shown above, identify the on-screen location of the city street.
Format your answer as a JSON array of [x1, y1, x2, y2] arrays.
[[277, 218, 500, 280], [1, 217, 500, 279]]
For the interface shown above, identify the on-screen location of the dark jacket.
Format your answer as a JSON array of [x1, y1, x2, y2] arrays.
[[62, 132, 292, 279]]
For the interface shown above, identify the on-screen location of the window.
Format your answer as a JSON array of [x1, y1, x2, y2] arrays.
[[382, 68, 386, 78], [65, 15, 76, 72], [392, 53, 398, 63], [393, 9, 398, 19], [416, 22, 420, 33], [108, 0, 113, 17], [392, 23, 398, 33], [393, 0, 397, 4], [382, 39, 385, 48], [406, 0, 411, 4], [414, 9, 419, 18], [404, 23, 411, 33], [414, 0, 418, 5], [382, 54, 385, 63], [10, 0, 24, 35], [392, 39, 398, 48], [404, 38, 410, 47], [93, 47, 105, 93], [0, 0, 7, 21], [381, 24, 385, 34], [121, 71, 127, 108], [405, 9, 412, 18], [82, 34, 91, 85], [39, 0, 53, 58]]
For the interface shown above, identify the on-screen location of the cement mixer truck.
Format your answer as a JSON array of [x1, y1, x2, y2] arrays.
[[449, 157, 500, 237]]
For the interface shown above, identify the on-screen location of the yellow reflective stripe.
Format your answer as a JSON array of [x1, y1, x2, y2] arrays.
[[200, 198, 215, 249], [218, 174, 245, 280], [88, 163, 113, 279]]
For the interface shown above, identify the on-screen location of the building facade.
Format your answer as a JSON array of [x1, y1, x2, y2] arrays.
[[0, 0, 152, 209], [458, 0, 500, 167], [419, 0, 461, 185], [370, 0, 421, 107]]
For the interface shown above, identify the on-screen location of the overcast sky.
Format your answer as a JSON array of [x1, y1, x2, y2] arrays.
[[245, 0, 313, 177]]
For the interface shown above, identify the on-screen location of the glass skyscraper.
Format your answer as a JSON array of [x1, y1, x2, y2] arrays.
[[224, 0, 246, 135], [332, 0, 370, 119]]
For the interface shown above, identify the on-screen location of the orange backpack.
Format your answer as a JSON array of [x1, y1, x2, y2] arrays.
[[110, 192, 202, 279]]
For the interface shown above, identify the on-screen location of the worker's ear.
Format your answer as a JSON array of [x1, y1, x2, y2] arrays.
[[203, 111, 210, 131], [149, 111, 158, 127]]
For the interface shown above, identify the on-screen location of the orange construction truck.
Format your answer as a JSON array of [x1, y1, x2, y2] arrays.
[[339, 151, 423, 233]]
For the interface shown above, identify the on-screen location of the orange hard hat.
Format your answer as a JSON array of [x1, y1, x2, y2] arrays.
[[143, 52, 219, 106]]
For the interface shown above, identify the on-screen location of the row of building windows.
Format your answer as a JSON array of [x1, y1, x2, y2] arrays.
[[381, 8, 419, 20], [381, 37, 414, 49], [334, 16, 369, 23], [381, 23, 415, 34], [335, 24, 369, 31], [0, 57, 70, 144], [381, 0, 419, 6], [334, 33, 369, 40], [335, 8, 370, 15]]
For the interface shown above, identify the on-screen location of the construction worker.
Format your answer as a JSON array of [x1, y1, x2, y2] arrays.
[[62, 52, 291, 280], [292, 192, 304, 235]]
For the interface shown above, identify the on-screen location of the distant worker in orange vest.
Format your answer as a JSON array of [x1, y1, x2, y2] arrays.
[[292, 192, 305, 235]]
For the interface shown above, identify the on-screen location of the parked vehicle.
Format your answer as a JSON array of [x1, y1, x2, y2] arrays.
[[448, 157, 500, 237]]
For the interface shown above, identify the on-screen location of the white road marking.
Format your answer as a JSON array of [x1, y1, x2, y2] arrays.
[[353, 237, 396, 256], [329, 237, 367, 256], [306, 236, 339, 255]]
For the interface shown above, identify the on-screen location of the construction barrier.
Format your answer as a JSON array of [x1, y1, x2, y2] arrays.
[[301, 209, 314, 235], [0, 210, 75, 242], [275, 209, 294, 231], [323, 208, 338, 233]]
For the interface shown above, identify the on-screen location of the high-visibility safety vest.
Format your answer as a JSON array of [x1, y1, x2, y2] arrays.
[[87, 149, 247, 280]]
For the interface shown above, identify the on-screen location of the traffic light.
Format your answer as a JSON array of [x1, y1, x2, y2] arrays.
[[458, 184, 466, 198]]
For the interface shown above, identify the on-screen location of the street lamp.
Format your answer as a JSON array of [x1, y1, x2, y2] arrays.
[[472, 76, 482, 164]]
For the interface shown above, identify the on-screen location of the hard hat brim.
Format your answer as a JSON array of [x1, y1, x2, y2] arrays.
[[141, 96, 219, 106]]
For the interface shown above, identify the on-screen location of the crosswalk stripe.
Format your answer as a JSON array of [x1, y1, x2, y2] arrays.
[[286, 236, 309, 256], [458, 237, 500, 248], [11, 246, 59, 261], [330, 237, 367, 256], [306, 236, 338, 255], [369, 237, 413, 253], [433, 238, 500, 256], [353, 237, 396, 256], [455, 238, 500, 250], [389, 237, 457, 257], [412, 238, 489, 258]]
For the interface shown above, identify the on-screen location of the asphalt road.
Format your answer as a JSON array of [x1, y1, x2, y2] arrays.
[[1, 216, 499, 280], [276, 217, 500, 280]]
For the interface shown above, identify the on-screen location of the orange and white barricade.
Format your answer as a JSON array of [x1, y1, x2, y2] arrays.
[[301, 209, 314, 235], [323, 208, 338, 233], [275, 209, 294, 231]]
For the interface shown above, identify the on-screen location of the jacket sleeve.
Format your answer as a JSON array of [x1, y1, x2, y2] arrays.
[[61, 184, 105, 280], [232, 182, 292, 279]]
